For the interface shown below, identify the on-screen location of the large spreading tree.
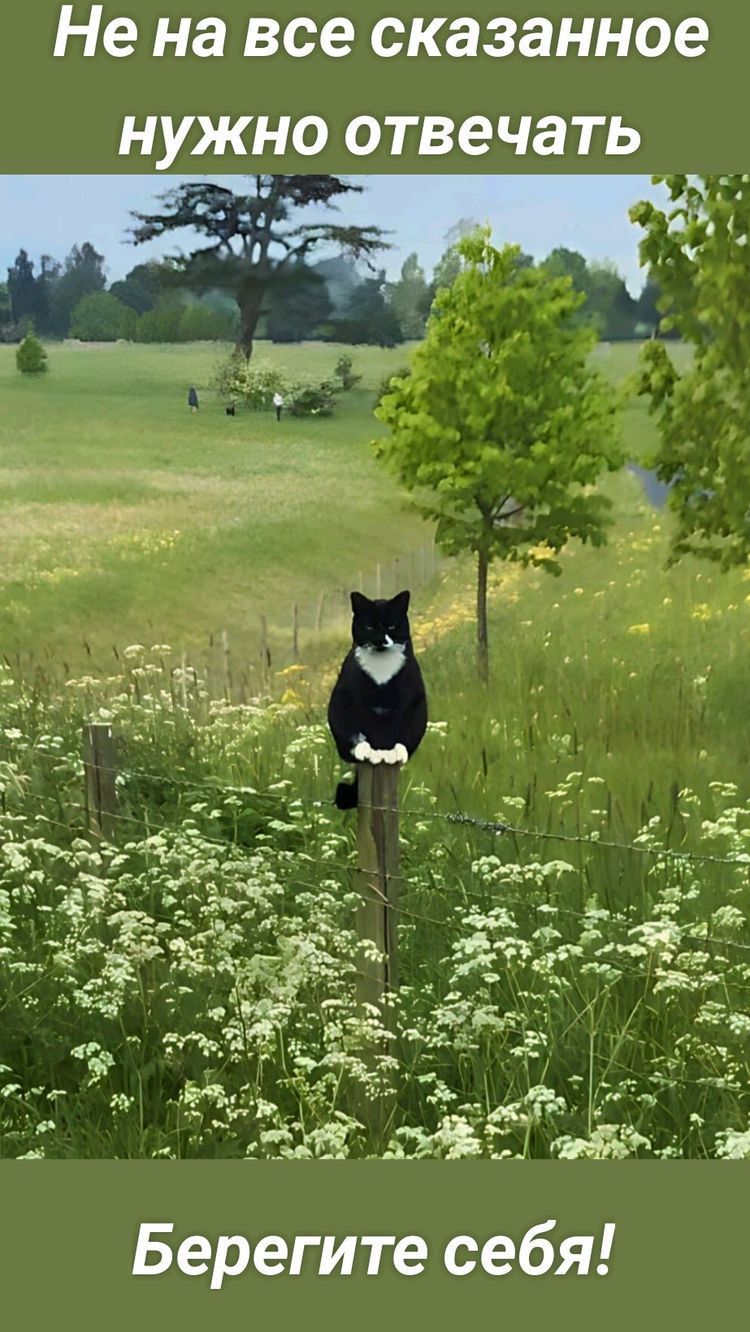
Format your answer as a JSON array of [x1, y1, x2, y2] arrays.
[[130, 176, 388, 358], [375, 232, 622, 680], [630, 174, 750, 568]]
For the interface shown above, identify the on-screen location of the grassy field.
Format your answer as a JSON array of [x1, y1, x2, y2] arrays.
[[3, 336, 750, 1161], [0, 340, 427, 677], [0, 338, 690, 679]]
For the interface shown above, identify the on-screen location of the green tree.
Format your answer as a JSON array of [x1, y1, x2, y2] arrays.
[[109, 261, 166, 314], [70, 291, 136, 341], [311, 255, 361, 310], [630, 174, 750, 569], [178, 300, 237, 342], [544, 246, 589, 289], [586, 261, 638, 339], [385, 253, 429, 339], [266, 261, 333, 342], [0, 282, 11, 326], [130, 177, 387, 358], [543, 250, 638, 339], [35, 255, 62, 334], [330, 272, 403, 346], [7, 250, 39, 325], [427, 218, 482, 307], [424, 221, 533, 323], [47, 242, 107, 336], [375, 233, 621, 680], [134, 295, 184, 343], [16, 330, 48, 374]]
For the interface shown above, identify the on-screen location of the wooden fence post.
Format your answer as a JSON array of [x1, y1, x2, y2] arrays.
[[356, 761, 400, 1008], [259, 614, 270, 690], [180, 651, 189, 710], [292, 603, 299, 660], [83, 722, 119, 839], [221, 630, 232, 700]]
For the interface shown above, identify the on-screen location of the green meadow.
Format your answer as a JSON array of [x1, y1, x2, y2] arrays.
[[3, 336, 750, 1161], [0, 340, 426, 676]]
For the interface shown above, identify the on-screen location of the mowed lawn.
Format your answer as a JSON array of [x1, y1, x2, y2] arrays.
[[0, 340, 427, 675]]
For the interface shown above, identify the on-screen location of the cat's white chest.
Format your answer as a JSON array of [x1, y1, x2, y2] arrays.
[[355, 644, 406, 685]]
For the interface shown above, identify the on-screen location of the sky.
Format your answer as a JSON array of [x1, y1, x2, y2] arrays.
[[0, 174, 665, 294]]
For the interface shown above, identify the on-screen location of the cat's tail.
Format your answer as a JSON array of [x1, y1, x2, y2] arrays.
[[335, 773, 358, 810]]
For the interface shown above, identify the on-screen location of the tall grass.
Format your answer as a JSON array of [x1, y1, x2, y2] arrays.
[[3, 337, 749, 1160], [2, 458, 750, 1159]]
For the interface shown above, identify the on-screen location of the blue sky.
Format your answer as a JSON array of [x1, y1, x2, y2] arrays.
[[0, 174, 665, 293]]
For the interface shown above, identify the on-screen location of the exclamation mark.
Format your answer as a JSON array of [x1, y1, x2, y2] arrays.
[[596, 1222, 616, 1275]]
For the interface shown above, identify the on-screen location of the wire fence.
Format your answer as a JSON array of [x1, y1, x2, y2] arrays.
[[19, 743, 750, 871], [3, 537, 446, 700], [11, 742, 750, 962]]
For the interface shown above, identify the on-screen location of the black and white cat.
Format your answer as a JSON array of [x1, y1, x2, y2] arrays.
[[328, 590, 428, 809]]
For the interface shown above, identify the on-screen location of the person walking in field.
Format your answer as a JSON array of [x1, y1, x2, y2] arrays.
[[188, 386, 199, 412], [273, 391, 284, 422]]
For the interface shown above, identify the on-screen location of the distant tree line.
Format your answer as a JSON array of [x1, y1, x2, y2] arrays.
[[0, 244, 239, 344], [1, 217, 668, 348]]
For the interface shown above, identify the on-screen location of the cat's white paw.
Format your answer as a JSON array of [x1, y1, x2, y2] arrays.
[[380, 744, 408, 765], [352, 740, 371, 761]]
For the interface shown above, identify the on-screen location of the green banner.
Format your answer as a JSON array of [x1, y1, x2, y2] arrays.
[[1, 1162, 747, 1329], [1, 0, 748, 171]]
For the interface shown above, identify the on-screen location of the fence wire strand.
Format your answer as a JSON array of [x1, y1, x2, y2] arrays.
[[13, 788, 750, 959], [16, 744, 750, 870]]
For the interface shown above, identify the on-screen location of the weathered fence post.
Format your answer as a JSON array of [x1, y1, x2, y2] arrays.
[[221, 629, 232, 700], [83, 722, 119, 839], [180, 651, 189, 709], [356, 761, 400, 1008], [315, 590, 325, 634], [292, 603, 299, 660], [259, 614, 270, 691], [354, 760, 401, 1141]]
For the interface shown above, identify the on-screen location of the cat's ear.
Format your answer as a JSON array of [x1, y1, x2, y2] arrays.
[[391, 589, 410, 616], [351, 591, 370, 615]]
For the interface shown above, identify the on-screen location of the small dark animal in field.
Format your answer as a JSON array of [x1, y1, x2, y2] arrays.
[[328, 590, 427, 810], [225, 405, 236, 416], [188, 386, 199, 412]]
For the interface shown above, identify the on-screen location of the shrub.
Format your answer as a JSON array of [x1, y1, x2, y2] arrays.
[[333, 353, 362, 392], [210, 355, 290, 409], [70, 291, 136, 342], [15, 331, 47, 374], [286, 380, 339, 417]]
